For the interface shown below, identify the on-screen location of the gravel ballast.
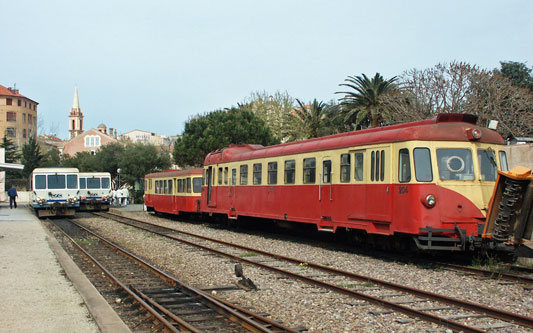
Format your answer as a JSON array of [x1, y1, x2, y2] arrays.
[[76, 211, 533, 332]]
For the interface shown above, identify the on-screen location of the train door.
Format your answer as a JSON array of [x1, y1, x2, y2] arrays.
[[319, 157, 335, 227], [206, 166, 217, 207], [366, 146, 392, 227], [172, 178, 178, 214]]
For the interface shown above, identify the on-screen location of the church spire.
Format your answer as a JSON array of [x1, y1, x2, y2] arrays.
[[69, 87, 84, 139], [72, 87, 80, 109]]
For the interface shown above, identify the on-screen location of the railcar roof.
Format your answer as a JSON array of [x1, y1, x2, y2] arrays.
[[204, 114, 505, 165], [145, 168, 203, 178], [32, 167, 79, 173], [78, 172, 111, 177]]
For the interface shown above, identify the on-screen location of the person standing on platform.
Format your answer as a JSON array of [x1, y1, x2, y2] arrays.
[[7, 185, 18, 209]]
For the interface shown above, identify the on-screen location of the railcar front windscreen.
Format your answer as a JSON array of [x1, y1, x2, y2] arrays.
[[35, 175, 46, 189], [48, 175, 66, 189], [437, 149, 475, 181]]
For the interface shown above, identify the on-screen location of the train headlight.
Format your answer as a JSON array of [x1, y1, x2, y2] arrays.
[[423, 194, 436, 208], [467, 128, 482, 140]]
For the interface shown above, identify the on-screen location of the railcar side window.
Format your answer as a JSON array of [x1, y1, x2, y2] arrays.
[[380, 150, 385, 181], [224, 167, 228, 185], [193, 177, 203, 193], [268, 162, 278, 185], [177, 179, 182, 192], [284, 160, 295, 184], [67, 175, 77, 189], [168, 179, 173, 194], [354, 152, 364, 181], [371, 152, 375, 181], [218, 168, 223, 185], [187, 178, 192, 193], [231, 169, 237, 186], [499, 151, 508, 171], [48, 175, 66, 189], [398, 149, 411, 183], [414, 148, 433, 182], [79, 178, 87, 189], [323, 160, 332, 184], [87, 177, 100, 189], [240, 165, 248, 185], [477, 149, 497, 181], [340, 154, 350, 183], [35, 175, 46, 189], [253, 163, 262, 185], [303, 158, 316, 184], [436, 149, 474, 180]]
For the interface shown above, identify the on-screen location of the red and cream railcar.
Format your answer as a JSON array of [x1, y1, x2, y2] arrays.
[[201, 114, 510, 251], [144, 169, 204, 215]]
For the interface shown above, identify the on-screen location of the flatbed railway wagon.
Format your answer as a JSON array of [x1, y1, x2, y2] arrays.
[[144, 169, 204, 215], [78, 172, 112, 211], [201, 114, 532, 253], [30, 167, 80, 217]]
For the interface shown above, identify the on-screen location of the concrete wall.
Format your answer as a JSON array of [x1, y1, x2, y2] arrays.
[[505, 144, 533, 170]]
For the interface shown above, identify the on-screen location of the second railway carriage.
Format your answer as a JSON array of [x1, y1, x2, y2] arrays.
[[30, 167, 80, 217], [78, 172, 112, 211], [201, 114, 513, 252], [144, 169, 204, 215]]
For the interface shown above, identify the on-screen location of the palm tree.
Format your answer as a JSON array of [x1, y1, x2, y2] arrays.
[[337, 73, 399, 128], [290, 99, 328, 139]]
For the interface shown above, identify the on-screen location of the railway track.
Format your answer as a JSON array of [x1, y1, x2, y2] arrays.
[[92, 211, 533, 332], [49, 218, 301, 332]]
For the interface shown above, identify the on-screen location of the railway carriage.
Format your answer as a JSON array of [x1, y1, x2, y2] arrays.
[[201, 114, 518, 252], [31, 167, 80, 217], [78, 172, 112, 211], [144, 169, 204, 215]]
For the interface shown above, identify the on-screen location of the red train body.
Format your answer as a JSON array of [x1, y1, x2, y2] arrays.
[[145, 114, 530, 252]]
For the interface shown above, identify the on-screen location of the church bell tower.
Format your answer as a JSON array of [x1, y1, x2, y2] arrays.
[[69, 87, 84, 139]]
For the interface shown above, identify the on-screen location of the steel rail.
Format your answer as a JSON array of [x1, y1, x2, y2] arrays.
[[69, 219, 295, 333], [48, 219, 182, 332], [438, 262, 533, 284], [97, 213, 522, 332], [101, 211, 533, 330]]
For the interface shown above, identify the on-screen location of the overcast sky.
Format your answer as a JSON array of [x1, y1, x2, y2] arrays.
[[2, 0, 531, 139]]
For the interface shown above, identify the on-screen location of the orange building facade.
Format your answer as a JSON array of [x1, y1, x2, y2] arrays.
[[0, 84, 38, 147]]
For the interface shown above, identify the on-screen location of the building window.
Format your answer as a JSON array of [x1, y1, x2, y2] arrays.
[[17, 99, 21, 106], [22, 113, 26, 123], [6, 98, 12, 105], [84, 135, 101, 147], [6, 128, 16, 138], [24, 101, 27, 108], [28, 114, 32, 124], [6, 112, 16, 122], [23, 129, 26, 138]]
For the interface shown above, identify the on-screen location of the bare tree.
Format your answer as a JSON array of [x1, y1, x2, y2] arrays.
[[385, 61, 533, 137]]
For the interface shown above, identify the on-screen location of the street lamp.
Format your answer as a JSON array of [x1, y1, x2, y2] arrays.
[[117, 168, 121, 189]]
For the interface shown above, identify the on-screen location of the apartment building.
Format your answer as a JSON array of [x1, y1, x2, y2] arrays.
[[0, 84, 38, 146]]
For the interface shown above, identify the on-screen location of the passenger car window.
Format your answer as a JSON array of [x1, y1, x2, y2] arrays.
[[323, 160, 332, 184], [253, 163, 262, 185], [340, 154, 350, 183], [240, 165, 248, 185], [268, 162, 277, 185], [398, 149, 411, 183], [436, 148, 474, 180], [354, 152, 364, 181], [193, 177, 203, 193], [231, 168, 237, 186], [284, 160, 295, 184], [303, 158, 316, 184], [414, 148, 433, 182], [478, 149, 497, 181]]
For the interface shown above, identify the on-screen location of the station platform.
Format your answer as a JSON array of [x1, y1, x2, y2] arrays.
[[0, 203, 130, 333]]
